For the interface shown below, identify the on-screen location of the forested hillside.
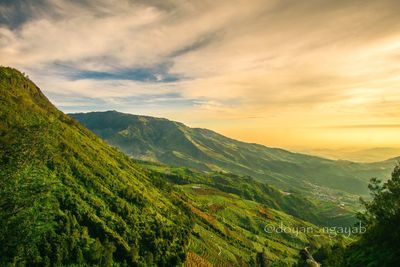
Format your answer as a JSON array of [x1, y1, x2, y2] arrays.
[[0, 67, 193, 266]]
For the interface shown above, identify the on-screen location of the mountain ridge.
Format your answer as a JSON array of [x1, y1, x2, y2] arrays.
[[70, 110, 394, 195], [299, 147, 400, 163], [71, 110, 334, 161]]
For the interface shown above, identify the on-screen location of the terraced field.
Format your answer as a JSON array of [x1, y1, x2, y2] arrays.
[[177, 184, 336, 266]]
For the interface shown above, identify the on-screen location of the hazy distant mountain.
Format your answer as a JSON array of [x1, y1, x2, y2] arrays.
[[300, 147, 400, 162], [71, 111, 394, 195]]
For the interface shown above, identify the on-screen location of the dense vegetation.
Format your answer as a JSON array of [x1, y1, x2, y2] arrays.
[[71, 111, 393, 195], [305, 164, 400, 266], [345, 164, 400, 265], [0, 67, 193, 266]]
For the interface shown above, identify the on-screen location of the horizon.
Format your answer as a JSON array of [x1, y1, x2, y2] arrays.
[[2, 0, 400, 153]]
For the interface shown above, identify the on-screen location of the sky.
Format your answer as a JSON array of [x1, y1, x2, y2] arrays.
[[1, 0, 400, 152]]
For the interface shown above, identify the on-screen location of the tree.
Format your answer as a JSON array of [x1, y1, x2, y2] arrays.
[[344, 163, 400, 266], [359, 163, 400, 231], [0, 164, 57, 265]]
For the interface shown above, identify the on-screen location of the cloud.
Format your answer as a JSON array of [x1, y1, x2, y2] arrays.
[[50, 61, 182, 82], [1, 0, 400, 148]]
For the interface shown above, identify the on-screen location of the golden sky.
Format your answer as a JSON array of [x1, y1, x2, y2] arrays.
[[1, 0, 400, 151]]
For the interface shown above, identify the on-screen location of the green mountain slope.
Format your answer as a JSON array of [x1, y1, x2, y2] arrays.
[[142, 163, 342, 266], [70, 111, 393, 195], [142, 161, 359, 228], [181, 183, 334, 267], [0, 67, 193, 266]]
